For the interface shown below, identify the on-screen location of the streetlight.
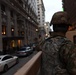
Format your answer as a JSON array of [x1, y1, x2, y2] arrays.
[[36, 29, 38, 32]]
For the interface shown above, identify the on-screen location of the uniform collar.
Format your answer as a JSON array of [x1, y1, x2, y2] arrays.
[[50, 32, 66, 37]]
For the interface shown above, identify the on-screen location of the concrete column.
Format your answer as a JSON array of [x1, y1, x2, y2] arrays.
[[23, 19, 26, 45], [14, 13, 18, 36], [6, 7, 11, 37], [0, 4, 3, 51], [26, 20, 28, 45]]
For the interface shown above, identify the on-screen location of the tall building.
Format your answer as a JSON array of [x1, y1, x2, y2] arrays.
[[0, 0, 38, 53], [37, 0, 45, 39], [28, 0, 37, 16], [44, 22, 50, 38], [62, 0, 76, 43]]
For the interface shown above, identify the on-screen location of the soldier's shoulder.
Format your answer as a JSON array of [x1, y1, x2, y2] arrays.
[[45, 37, 51, 41]]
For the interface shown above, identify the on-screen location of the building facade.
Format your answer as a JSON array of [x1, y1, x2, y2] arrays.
[[44, 22, 50, 38], [62, 0, 76, 43], [0, 0, 38, 53], [37, 0, 45, 39], [62, 0, 76, 24]]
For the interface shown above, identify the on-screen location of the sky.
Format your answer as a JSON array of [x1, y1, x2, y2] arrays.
[[43, 0, 63, 22]]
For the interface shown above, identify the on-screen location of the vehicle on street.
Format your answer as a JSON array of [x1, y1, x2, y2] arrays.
[[31, 44, 36, 51], [16, 46, 33, 57], [0, 54, 19, 72], [29, 43, 36, 51]]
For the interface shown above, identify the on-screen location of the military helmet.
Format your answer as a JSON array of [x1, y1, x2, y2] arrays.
[[50, 11, 71, 25]]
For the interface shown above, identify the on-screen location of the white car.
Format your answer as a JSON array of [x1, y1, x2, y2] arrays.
[[0, 54, 19, 72]]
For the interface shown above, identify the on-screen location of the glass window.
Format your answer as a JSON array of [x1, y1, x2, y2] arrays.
[[11, 28, 14, 36], [1, 4, 5, 11], [2, 25, 6, 35], [2, 56, 12, 61]]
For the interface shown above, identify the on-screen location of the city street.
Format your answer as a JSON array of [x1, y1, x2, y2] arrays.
[[1, 51, 38, 75]]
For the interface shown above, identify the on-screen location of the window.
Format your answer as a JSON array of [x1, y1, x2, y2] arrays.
[[11, 28, 14, 36], [2, 56, 12, 61], [21, 31, 24, 35], [1, 4, 5, 11], [38, 14, 40, 16], [10, 11, 13, 18], [2, 25, 6, 35], [38, 18, 40, 20], [38, 8, 39, 10], [1, 4, 6, 15], [73, 35, 76, 44]]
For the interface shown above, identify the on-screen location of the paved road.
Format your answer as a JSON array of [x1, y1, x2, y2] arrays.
[[1, 51, 38, 75]]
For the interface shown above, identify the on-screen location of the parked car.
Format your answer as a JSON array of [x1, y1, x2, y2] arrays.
[[27, 43, 36, 51], [31, 44, 36, 51], [24, 44, 33, 51], [0, 54, 19, 72], [16, 46, 33, 57], [26, 46, 33, 53]]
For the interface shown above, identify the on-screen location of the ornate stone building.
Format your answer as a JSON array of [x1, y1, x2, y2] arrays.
[[0, 0, 39, 53]]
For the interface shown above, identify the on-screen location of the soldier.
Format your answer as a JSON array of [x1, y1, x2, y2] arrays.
[[38, 11, 76, 75]]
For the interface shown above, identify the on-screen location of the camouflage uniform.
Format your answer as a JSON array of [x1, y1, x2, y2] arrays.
[[40, 34, 76, 75]]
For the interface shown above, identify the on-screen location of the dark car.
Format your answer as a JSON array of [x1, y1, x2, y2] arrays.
[[16, 46, 33, 57], [31, 44, 36, 51]]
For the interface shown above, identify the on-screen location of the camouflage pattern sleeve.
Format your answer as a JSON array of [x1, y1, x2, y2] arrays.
[[35, 38, 50, 51], [59, 41, 76, 75], [35, 39, 45, 51]]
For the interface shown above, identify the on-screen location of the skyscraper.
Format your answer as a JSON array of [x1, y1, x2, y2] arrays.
[[37, 0, 45, 39]]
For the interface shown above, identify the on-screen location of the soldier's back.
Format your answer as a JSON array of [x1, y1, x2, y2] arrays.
[[40, 36, 72, 75]]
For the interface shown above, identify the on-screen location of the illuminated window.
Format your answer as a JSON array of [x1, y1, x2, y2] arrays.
[[18, 30, 20, 36], [21, 31, 24, 35], [11, 28, 14, 36], [11, 40, 16, 47], [18, 40, 21, 47], [2, 25, 6, 35]]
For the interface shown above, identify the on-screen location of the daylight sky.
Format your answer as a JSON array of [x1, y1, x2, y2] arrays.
[[43, 0, 63, 22]]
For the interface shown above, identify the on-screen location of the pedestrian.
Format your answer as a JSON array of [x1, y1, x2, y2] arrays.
[[37, 11, 76, 75]]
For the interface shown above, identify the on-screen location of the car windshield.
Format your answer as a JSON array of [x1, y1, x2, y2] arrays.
[[26, 47, 30, 49], [18, 48, 26, 51]]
